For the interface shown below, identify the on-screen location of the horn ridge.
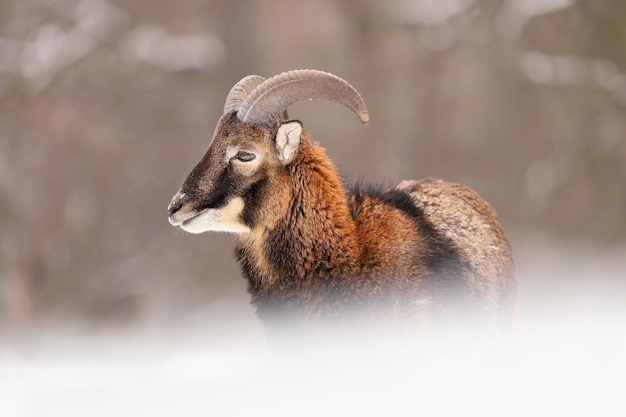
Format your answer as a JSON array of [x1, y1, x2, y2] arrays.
[[236, 69, 369, 125], [223, 75, 266, 115]]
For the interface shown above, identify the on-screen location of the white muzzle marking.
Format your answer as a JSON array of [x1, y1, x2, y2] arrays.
[[169, 197, 250, 234]]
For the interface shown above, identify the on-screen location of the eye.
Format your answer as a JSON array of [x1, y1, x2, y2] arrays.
[[234, 151, 256, 162]]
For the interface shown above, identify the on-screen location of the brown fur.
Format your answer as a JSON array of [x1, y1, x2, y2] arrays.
[[170, 113, 517, 338], [234, 131, 517, 333]]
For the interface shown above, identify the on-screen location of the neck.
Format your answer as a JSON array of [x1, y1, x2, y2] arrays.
[[235, 136, 359, 295]]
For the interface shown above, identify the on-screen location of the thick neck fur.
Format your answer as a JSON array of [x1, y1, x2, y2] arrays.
[[235, 133, 361, 313]]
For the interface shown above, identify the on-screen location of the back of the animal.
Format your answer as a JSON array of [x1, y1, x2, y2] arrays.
[[394, 178, 517, 334]]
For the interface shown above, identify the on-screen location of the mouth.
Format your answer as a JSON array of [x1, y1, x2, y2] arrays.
[[168, 209, 207, 227], [167, 197, 250, 234]]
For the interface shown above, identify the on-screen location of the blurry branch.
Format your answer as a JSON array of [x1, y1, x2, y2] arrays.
[[391, 0, 477, 26], [0, 0, 226, 96], [0, 0, 128, 93], [496, 0, 575, 39], [523, 52, 626, 105], [118, 25, 225, 72]]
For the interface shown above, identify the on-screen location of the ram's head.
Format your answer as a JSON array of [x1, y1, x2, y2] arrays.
[[167, 70, 369, 234]]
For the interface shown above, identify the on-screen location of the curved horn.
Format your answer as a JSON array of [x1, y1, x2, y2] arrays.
[[237, 69, 369, 125], [223, 75, 265, 115]]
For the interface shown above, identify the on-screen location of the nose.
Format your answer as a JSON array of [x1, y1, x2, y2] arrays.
[[168, 191, 187, 216]]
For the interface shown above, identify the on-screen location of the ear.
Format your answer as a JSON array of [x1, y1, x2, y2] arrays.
[[275, 121, 302, 165]]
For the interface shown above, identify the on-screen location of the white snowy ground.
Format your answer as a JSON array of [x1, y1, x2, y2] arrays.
[[1, 240, 625, 416]]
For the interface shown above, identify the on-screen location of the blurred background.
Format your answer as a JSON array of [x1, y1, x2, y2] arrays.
[[0, 0, 625, 414]]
